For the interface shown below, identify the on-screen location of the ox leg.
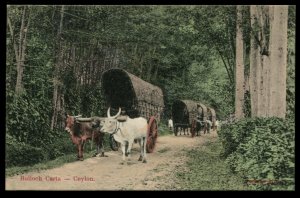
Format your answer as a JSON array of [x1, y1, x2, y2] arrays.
[[78, 142, 84, 161], [77, 144, 81, 160], [98, 134, 108, 157], [126, 140, 134, 161], [120, 143, 126, 165], [142, 137, 147, 163], [125, 142, 129, 157], [138, 139, 143, 161], [92, 136, 99, 157]]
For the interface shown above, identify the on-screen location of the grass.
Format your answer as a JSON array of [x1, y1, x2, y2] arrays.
[[158, 121, 174, 136], [172, 139, 250, 190], [157, 147, 171, 153], [6, 151, 95, 177]]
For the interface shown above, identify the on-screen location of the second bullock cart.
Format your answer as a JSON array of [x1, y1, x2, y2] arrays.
[[101, 68, 164, 153], [171, 100, 208, 137]]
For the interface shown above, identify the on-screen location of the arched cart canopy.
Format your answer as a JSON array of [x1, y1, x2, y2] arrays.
[[207, 107, 216, 123], [171, 100, 207, 125], [101, 68, 164, 119]]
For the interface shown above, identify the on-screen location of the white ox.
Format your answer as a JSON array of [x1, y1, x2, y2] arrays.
[[100, 108, 148, 164]]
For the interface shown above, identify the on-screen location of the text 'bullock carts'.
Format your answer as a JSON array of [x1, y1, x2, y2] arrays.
[[101, 68, 164, 153]]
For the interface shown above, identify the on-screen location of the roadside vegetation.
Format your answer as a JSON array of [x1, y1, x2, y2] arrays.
[[219, 117, 295, 190], [173, 139, 250, 190], [174, 117, 294, 191]]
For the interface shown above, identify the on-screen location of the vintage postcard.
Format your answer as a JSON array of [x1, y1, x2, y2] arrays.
[[6, 5, 295, 190]]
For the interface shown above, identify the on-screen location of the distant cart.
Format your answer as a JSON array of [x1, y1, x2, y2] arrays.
[[171, 100, 208, 137], [101, 68, 164, 153]]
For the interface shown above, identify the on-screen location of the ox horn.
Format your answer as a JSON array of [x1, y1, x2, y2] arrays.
[[76, 118, 92, 122], [107, 107, 121, 119], [107, 107, 111, 118], [111, 107, 121, 119], [74, 115, 82, 118]]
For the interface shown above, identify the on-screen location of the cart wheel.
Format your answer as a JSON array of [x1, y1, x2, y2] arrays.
[[146, 116, 158, 153], [109, 134, 120, 151], [191, 120, 196, 138]]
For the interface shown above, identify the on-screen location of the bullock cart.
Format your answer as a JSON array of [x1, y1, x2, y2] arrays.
[[171, 100, 208, 137], [101, 68, 164, 153]]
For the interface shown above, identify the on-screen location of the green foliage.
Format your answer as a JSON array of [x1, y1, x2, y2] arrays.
[[6, 93, 51, 146], [6, 152, 82, 177], [287, 10, 295, 120], [172, 140, 249, 190], [43, 132, 76, 160], [219, 117, 295, 190], [158, 119, 174, 136], [6, 134, 48, 167], [244, 91, 251, 118]]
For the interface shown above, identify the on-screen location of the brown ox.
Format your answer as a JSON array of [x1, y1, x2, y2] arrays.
[[64, 115, 106, 161]]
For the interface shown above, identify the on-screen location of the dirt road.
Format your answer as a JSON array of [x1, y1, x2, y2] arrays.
[[6, 131, 218, 190]]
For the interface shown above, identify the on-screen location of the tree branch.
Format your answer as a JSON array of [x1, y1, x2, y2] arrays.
[[18, 7, 26, 64], [215, 46, 233, 84], [7, 16, 19, 63], [21, 6, 31, 63]]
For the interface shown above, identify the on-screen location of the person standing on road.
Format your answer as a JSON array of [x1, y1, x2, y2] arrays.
[[168, 118, 173, 131]]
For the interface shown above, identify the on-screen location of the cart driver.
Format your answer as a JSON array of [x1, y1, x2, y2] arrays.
[[168, 118, 173, 131]]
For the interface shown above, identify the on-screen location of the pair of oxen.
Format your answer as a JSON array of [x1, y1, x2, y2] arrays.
[[64, 108, 148, 164]]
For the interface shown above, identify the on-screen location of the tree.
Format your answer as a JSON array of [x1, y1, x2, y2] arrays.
[[249, 5, 288, 118], [235, 5, 245, 119], [7, 6, 31, 95], [268, 5, 288, 118], [51, 5, 65, 130]]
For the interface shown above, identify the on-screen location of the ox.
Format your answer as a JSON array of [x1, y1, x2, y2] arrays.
[[204, 119, 212, 134], [193, 120, 205, 136], [64, 115, 106, 161], [100, 108, 148, 164]]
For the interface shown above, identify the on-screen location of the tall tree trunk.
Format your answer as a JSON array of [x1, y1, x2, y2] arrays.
[[249, 5, 259, 117], [51, 6, 65, 130], [7, 6, 31, 95], [250, 5, 288, 118], [268, 5, 288, 118], [250, 6, 270, 117], [235, 5, 245, 119], [265, 6, 274, 116], [256, 6, 270, 117]]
